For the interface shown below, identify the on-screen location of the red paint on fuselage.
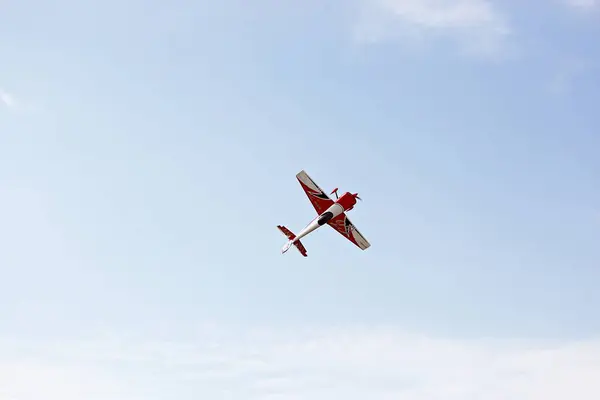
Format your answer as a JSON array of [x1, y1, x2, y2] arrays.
[[336, 192, 357, 211]]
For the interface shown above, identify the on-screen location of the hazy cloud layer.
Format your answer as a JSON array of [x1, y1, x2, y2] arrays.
[[2, 325, 600, 400]]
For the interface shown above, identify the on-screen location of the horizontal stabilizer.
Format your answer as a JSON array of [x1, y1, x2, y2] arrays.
[[277, 225, 308, 257]]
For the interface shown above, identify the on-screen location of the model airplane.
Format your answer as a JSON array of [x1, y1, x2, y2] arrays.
[[277, 170, 370, 257]]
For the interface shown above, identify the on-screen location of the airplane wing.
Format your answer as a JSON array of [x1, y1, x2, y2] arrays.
[[296, 170, 335, 215], [327, 213, 371, 250]]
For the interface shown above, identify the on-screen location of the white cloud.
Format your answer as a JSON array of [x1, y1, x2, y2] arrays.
[[2, 324, 600, 399], [0, 89, 17, 110], [0, 88, 35, 114], [354, 0, 511, 56], [564, 0, 597, 10]]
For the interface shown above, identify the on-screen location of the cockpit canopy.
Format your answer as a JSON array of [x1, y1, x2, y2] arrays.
[[317, 211, 334, 226]]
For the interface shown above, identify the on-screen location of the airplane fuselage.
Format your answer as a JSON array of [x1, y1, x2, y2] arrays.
[[290, 191, 357, 245]]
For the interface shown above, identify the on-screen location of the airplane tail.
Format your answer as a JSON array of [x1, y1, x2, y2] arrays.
[[277, 225, 308, 257]]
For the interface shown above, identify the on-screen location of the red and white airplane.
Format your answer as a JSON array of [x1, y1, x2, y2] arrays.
[[277, 170, 370, 257]]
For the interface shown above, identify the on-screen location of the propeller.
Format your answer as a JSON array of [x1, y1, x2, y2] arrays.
[[354, 193, 362, 201]]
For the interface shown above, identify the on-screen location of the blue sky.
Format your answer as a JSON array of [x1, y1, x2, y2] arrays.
[[1, 0, 599, 398]]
